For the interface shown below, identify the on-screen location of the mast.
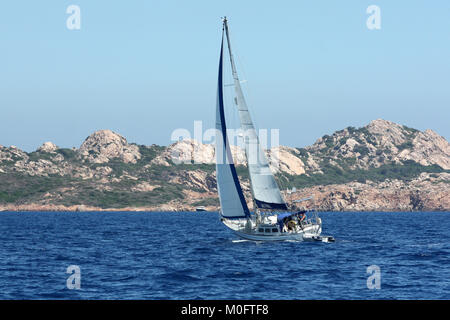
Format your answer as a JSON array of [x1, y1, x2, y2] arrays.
[[223, 17, 239, 85]]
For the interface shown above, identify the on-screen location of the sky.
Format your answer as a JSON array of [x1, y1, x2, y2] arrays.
[[1, 1, 449, 151]]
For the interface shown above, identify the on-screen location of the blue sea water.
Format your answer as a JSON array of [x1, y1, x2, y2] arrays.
[[0, 211, 449, 300]]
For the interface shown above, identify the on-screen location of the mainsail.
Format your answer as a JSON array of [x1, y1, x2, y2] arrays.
[[215, 29, 250, 219], [223, 18, 288, 211]]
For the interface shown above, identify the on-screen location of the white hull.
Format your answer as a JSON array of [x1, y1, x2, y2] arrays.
[[222, 217, 323, 242], [232, 227, 334, 242]]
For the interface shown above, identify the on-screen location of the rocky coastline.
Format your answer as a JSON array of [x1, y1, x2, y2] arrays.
[[1, 119, 449, 212]]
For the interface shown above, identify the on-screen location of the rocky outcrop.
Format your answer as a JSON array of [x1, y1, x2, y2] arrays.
[[0, 145, 28, 163], [131, 182, 160, 192], [78, 130, 141, 164], [395, 129, 450, 169], [366, 119, 408, 145], [289, 173, 450, 212], [169, 169, 217, 193], [304, 119, 450, 172], [267, 146, 306, 175], [37, 142, 58, 153], [152, 139, 246, 166]]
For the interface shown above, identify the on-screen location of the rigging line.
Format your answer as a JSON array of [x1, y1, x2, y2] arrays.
[[234, 49, 261, 141], [236, 51, 287, 205], [275, 171, 288, 206], [224, 61, 240, 165], [229, 30, 265, 153], [234, 52, 258, 127], [223, 23, 259, 132], [227, 24, 278, 179]]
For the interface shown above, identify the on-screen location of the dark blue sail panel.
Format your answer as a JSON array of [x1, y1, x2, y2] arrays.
[[255, 198, 288, 211], [215, 29, 250, 219]]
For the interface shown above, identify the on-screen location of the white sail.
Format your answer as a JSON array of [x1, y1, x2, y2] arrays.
[[215, 30, 250, 219], [223, 19, 287, 210]]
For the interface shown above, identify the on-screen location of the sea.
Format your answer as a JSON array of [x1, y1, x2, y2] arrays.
[[0, 211, 449, 300]]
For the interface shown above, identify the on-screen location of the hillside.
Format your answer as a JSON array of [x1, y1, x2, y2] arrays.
[[0, 120, 449, 211]]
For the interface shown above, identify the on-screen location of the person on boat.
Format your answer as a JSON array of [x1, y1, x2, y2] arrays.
[[287, 219, 296, 232], [297, 210, 306, 224]]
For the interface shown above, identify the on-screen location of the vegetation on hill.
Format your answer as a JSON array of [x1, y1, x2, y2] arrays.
[[277, 160, 447, 189]]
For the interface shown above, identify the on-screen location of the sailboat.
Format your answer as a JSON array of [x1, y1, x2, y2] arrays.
[[215, 17, 334, 242]]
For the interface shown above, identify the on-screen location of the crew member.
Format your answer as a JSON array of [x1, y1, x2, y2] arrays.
[[297, 210, 306, 223]]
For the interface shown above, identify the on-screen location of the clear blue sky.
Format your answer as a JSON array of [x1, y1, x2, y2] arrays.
[[1, 1, 449, 151]]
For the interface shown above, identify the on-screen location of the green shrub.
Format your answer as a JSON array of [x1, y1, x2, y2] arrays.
[[56, 148, 78, 161], [397, 141, 414, 151]]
